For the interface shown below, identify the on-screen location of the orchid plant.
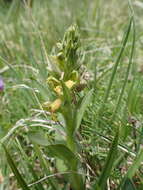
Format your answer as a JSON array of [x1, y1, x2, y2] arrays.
[[41, 25, 93, 190]]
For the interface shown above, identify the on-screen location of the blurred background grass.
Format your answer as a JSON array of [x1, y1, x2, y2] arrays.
[[0, 0, 143, 189]]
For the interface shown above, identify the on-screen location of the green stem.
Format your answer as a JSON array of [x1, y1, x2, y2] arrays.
[[67, 134, 76, 153], [66, 131, 85, 189]]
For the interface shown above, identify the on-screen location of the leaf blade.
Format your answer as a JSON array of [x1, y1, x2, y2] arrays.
[[3, 145, 30, 190], [28, 131, 49, 146], [97, 130, 119, 189], [46, 144, 78, 169], [76, 89, 93, 130]]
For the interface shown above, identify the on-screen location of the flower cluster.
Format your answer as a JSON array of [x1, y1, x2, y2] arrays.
[[43, 25, 83, 113]]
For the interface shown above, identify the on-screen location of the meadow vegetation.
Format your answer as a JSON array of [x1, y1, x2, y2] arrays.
[[0, 0, 143, 189]]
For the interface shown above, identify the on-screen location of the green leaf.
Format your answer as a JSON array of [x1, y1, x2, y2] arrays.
[[28, 131, 49, 146], [122, 178, 137, 190], [56, 159, 67, 172], [97, 130, 119, 189], [46, 144, 78, 169], [33, 144, 59, 190], [3, 145, 30, 190], [76, 89, 93, 130], [46, 144, 85, 190]]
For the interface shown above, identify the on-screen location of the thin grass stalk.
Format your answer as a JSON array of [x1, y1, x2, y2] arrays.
[[111, 17, 135, 120], [97, 17, 133, 123], [103, 17, 133, 103]]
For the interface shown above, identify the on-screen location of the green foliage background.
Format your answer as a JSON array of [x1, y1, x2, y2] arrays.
[[0, 0, 143, 189]]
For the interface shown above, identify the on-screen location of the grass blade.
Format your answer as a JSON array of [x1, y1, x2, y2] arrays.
[[97, 17, 133, 122], [15, 139, 45, 190], [111, 17, 135, 119], [126, 150, 143, 179], [96, 130, 119, 189], [3, 145, 30, 190], [103, 17, 133, 103]]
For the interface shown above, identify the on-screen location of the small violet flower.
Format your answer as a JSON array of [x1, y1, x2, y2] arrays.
[[0, 77, 4, 92]]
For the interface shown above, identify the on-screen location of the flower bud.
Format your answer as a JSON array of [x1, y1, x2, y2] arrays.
[[65, 80, 76, 89], [50, 98, 62, 112], [47, 77, 60, 88], [43, 99, 62, 113], [54, 85, 63, 96]]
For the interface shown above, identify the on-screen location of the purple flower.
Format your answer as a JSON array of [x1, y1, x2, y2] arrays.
[[0, 77, 4, 91]]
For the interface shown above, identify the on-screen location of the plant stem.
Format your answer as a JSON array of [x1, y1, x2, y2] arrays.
[[67, 133, 76, 154]]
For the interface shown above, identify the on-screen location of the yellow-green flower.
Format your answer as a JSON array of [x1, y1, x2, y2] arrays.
[[65, 80, 76, 89], [54, 80, 76, 96], [43, 98, 62, 113], [50, 98, 62, 112], [47, 76, 60, 88], [54, 85, 63, 96]]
